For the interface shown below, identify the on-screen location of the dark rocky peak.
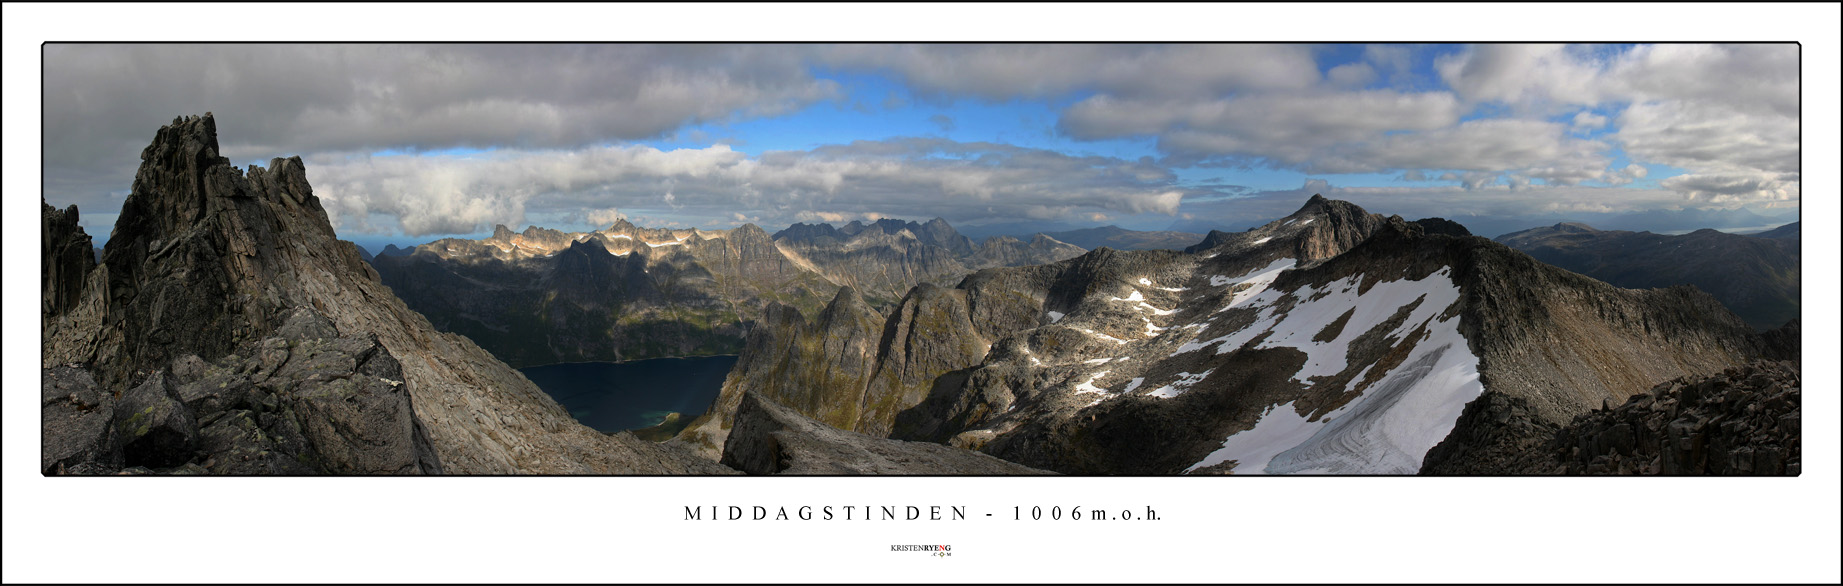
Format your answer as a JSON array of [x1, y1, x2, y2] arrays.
[[916, 217, 975, 255], [838, 220, 868, 236], [606, 217, 641, 233], [773, 222, 844, 243], [91, 113, 367, 387], [519, 225, 569, 247], [490, 224, 516, 241], [724, 223, 777, 248], [110, 115, 333, 266], [1182, 230, 1237, 254], [1412, 217, 1473, 237], [43, 200, 96, 318], [1184, 195, 1389, 263], [561, 236, 611, 256], [818, 285, 876, 325]]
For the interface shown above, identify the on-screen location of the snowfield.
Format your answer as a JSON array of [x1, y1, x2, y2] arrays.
[[1181, 266, 1483, 474]]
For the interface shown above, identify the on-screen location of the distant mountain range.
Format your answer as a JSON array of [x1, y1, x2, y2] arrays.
[[368, 216, 1085, 367], [958, 222, 1209, 251], [677, 195, 1794, 474], [1496, 222, 1800, 330], [1038, 226, 1206, 251], [1454, 207, 1794, 239]]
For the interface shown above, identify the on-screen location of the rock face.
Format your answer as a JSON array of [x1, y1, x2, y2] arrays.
[[695, 195, 1780, 475], [1424, 361, 1800, 475], [1496, 222, 1800, 330], [42, 201, 96, 318], [42, 114, 733, 474], [719, 392, 1052, 475]]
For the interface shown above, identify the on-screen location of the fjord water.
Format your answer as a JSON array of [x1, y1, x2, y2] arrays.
[[519, 356, 739, 433]]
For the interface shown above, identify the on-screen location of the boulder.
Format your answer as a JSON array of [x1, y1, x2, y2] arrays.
[[112, 371, 199, 468]]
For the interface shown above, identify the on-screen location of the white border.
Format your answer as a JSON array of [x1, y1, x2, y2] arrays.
[[5, 3, 1839, 583]]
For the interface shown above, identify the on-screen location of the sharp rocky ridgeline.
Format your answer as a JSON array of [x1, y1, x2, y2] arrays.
[[679, 195, 1796, 474], [41, 114, 734, 474]]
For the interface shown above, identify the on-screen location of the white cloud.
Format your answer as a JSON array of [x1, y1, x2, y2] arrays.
[[305, 139, 1190, 236], [1615, 100, 1798, 175], [818, 44, 1322, 101], [1571, 111, 1608, 130], [1660, 171, 1800, 203]]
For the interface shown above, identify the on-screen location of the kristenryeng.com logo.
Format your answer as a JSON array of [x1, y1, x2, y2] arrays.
[[891, 544, 952, 557]]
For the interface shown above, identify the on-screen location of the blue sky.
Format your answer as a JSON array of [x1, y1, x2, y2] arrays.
[[40, 44, 1800, 246]]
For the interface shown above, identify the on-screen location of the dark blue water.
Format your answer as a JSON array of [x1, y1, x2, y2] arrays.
[[519, 355, 738, 433]]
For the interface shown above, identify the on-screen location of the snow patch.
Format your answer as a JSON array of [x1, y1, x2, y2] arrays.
[[1252, 237, 1272, 246], [1077, 328, 1131, 345], [1073, 370, 1114, 406], [1147, 370, 1212, 399], [1210, 258, 1297, 312], [1138, 278, 1188, 292], [1124, 378, 1144, 393], [1253, 267, 1463, 384], [1047, 311, 1065, 323]]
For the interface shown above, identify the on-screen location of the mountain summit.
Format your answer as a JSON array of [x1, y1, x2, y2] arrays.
[[42, 114, 731, 474]]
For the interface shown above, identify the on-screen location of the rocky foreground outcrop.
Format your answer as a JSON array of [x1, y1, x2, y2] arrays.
[[42, 114, 731, 474], [45, 307, 442, 475], [1422, 361, 1800, 475], [719, 392, 1051, 475]]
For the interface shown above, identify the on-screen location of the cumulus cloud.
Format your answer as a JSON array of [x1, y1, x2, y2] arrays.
[[305, 138, 1189, 236], [817, 44, 1322, 100], [1660, 172, 1801, 203], [1435, 43, 1798, 203], [1571, 111, 1608, 130], [1615, 100, 1798, 175], [41, 44, 841, 208]]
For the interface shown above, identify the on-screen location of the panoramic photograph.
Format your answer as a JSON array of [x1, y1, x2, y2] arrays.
[[39, 42, 1801, 476]]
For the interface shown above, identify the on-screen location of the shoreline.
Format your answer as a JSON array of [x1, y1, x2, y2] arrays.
[[517, 354, 741, 370]]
